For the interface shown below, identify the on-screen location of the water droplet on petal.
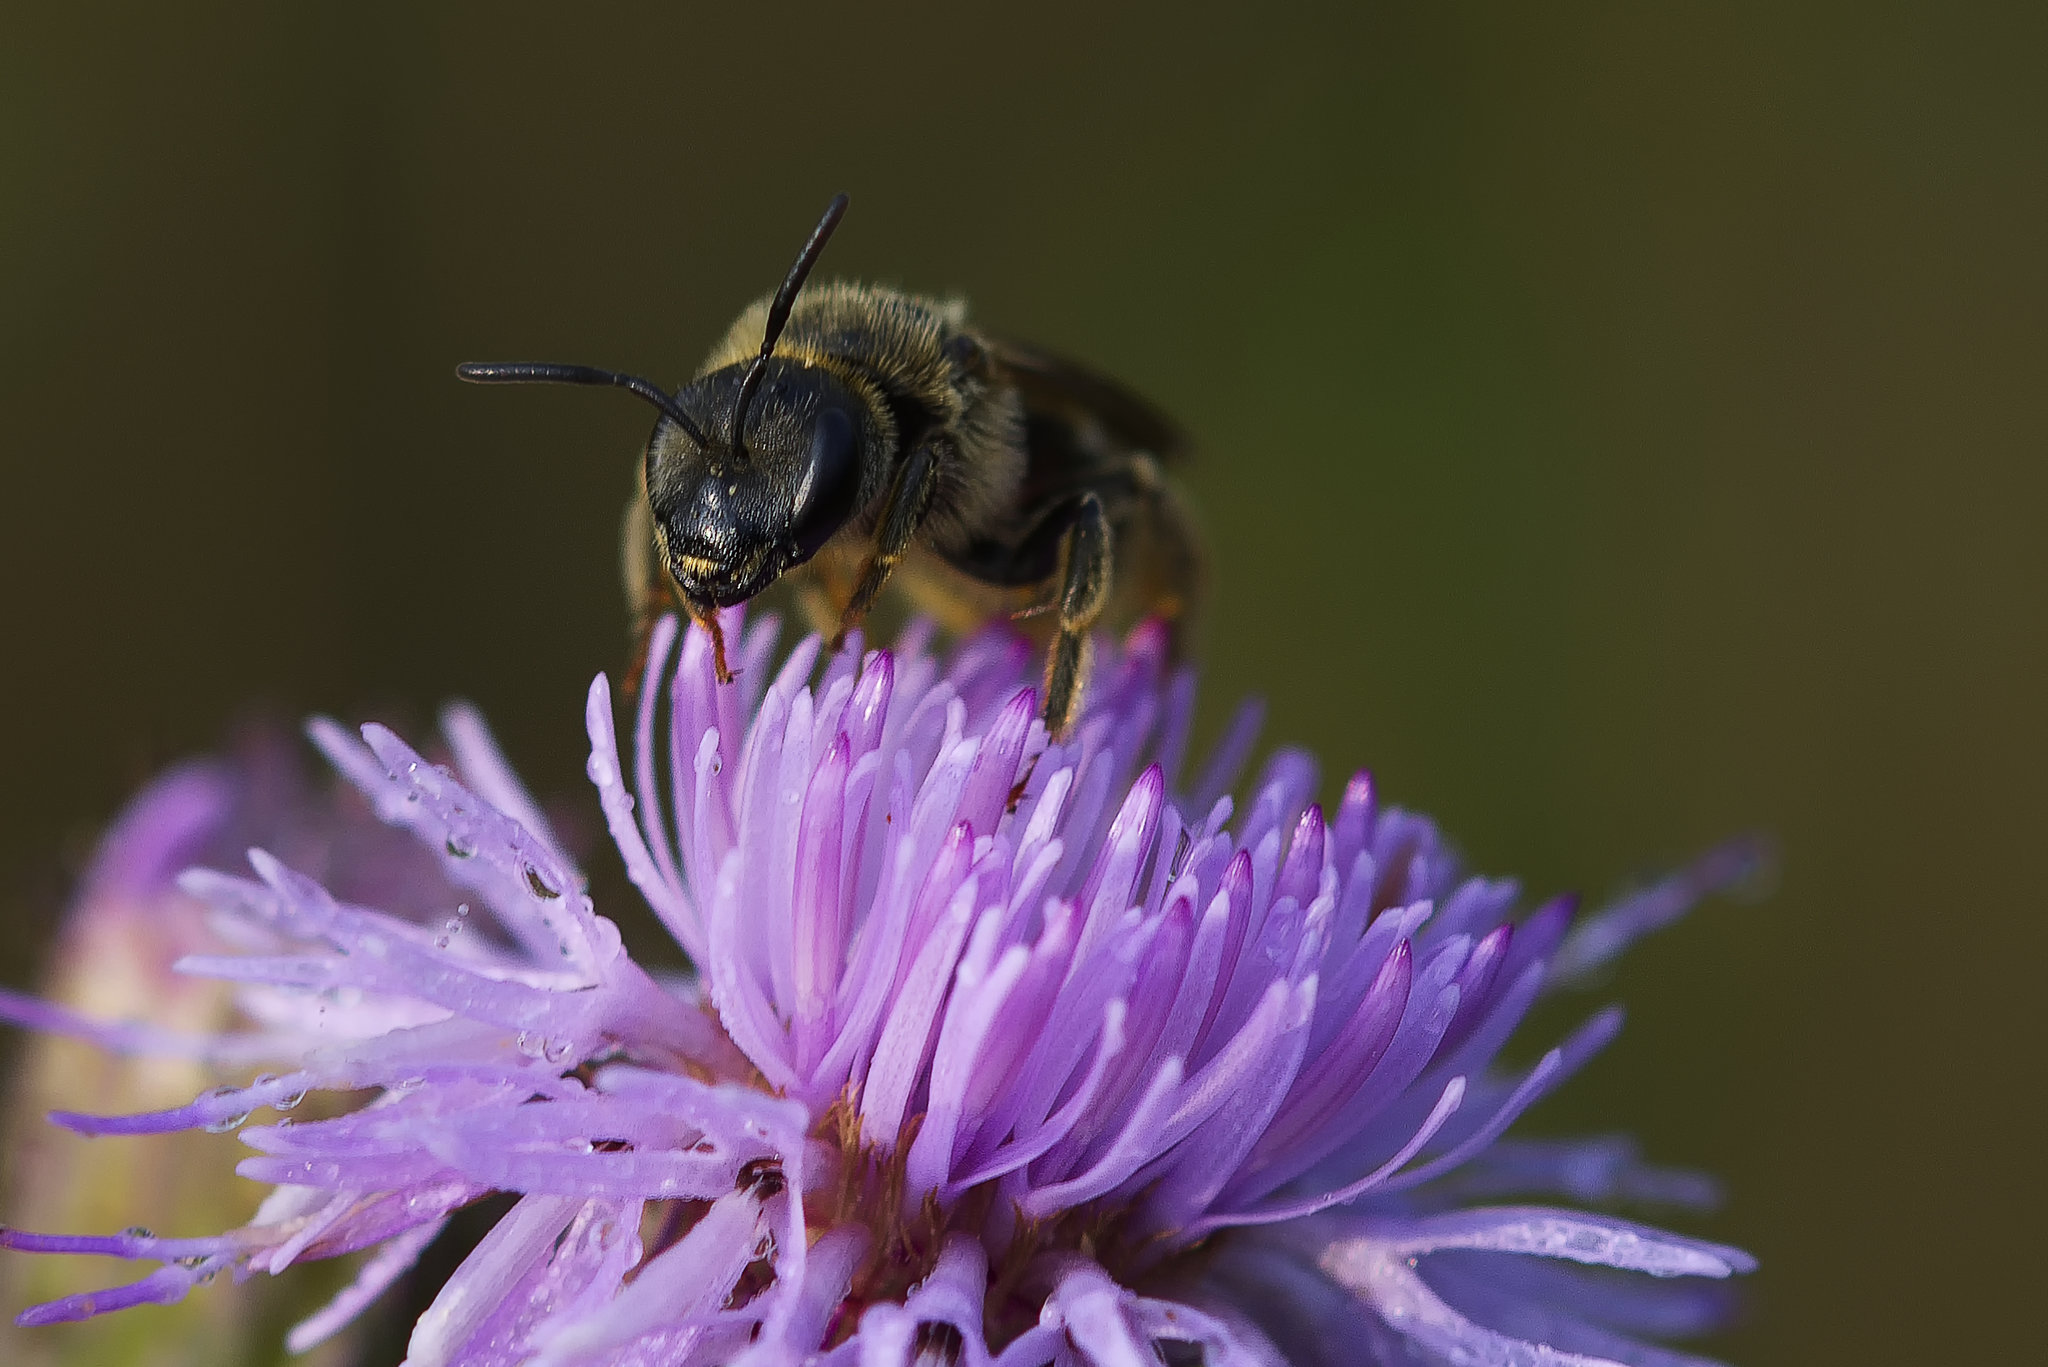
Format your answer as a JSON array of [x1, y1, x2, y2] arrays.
[[275, 1091, 305, 1112], [205, 1111, 250, 1133], [523, 865, 561, 899], [120, 1226, 154, 1241], [445, 833, 477, 859]]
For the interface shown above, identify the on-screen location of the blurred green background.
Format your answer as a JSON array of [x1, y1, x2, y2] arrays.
[[2, 3, 2041, 1363]]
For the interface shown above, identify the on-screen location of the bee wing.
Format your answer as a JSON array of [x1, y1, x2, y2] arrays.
[[988, 339, 1193, 466]]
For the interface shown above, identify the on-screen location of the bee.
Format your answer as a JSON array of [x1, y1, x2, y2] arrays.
[[459, 194, 1201, 738]]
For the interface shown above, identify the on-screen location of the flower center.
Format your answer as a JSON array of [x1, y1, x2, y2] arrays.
[[764, 1094, 1196, 1353]]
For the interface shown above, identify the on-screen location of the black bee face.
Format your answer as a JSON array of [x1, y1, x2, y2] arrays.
[[646, 361, 868, 609]]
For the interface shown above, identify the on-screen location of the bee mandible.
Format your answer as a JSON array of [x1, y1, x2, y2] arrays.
[[459, 194, 1201, 738]]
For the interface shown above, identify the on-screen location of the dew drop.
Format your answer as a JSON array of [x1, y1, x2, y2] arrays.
[[120, 1226, 154, 1241], [445, 834, 477, 859], [456, 903, 471, 918], [435, 936, 452, 949], [275, 1091, 306, 1112], [172, 1254, 208, 1269], [205, 1111, 250, 1133], [543, 1038, 575, 1064], [523, 865, 561, 900]]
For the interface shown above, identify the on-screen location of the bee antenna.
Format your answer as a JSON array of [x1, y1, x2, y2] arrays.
[[729, 192, 850, 459], [456, 362, 711, 448]]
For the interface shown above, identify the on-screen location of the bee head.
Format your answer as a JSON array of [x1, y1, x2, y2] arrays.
[[646, 360, 868, 607], [455, 192, 858, 619]]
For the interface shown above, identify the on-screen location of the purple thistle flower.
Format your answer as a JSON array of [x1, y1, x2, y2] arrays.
[[1, 613, 1760, 1366]]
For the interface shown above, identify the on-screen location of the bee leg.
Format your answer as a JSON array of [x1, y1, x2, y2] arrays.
[[627, 573, 736, 689], [1040, 492, 1112, 740], [831, 435, 950, 650], [693, 607, 734, 683], [622, 488, 683, 697], [625, 584, 667, 701], [621, 490, 736, 687]]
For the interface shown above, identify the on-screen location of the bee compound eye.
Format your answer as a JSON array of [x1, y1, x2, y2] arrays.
[[787, 405, 862, 561]]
